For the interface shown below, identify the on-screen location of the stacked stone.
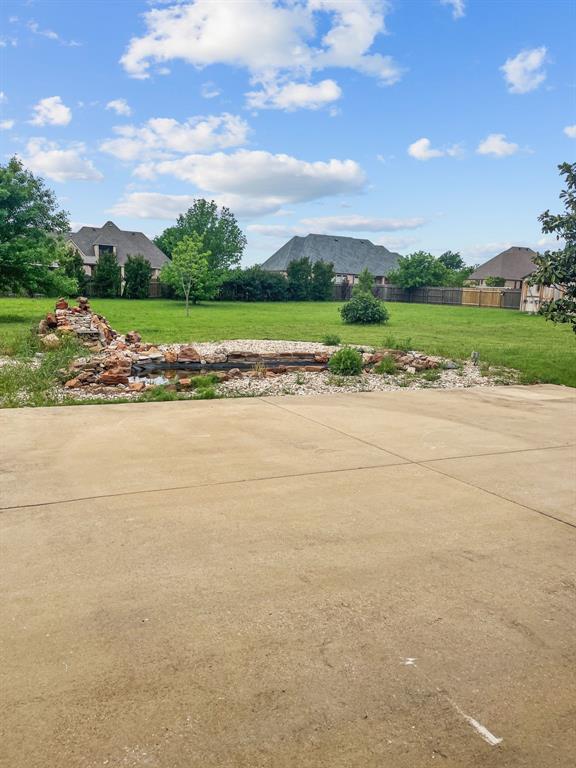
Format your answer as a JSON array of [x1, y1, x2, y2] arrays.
[[63, 342, 334, 390], [366, 349, 443, 373], [38, 298, 117, 350]]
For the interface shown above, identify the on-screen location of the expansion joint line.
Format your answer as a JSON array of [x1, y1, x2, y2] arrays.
[[259, 398, 576, 531]]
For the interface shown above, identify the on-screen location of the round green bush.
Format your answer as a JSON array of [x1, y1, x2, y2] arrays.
[[328, 347, 363, 376], [340, 294, 389, 325]]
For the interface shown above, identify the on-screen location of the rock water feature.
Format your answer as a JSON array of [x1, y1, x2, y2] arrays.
[[35, 298, 498, 400], [37, 298, 337, 393]]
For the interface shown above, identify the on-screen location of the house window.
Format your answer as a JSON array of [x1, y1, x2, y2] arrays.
[[98, 245, 115, 256]]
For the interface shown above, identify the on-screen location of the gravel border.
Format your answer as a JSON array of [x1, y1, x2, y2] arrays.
[[2, 339, 519, 407]]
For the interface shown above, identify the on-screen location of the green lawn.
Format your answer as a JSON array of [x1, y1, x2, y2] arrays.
[[1, 297, 574, 386]]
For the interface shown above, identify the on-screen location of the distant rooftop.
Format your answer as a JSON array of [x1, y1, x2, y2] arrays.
[[260, 233, 402, 276], [69, 221, 169, 270], [469, 246, 538, 281]]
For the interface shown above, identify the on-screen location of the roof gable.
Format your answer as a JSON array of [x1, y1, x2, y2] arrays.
[[69, 221, 169, 269], [469, 247, 538, 281]]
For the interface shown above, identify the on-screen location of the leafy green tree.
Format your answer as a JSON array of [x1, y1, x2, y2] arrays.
[[437, 251, 475, 286], [287, 257, 312, 300], [529, 162, 576, 332], [92, 251, 121, 298], [58, 243, 88, 295], [352, 267, 375, 296], [0, 157, 69, 294], [123, 254, 153, 299], [387, 251, 449, 290], [446, 268, 475, 287], [311, 260, 335, 300], [154, 199, 246, 275], [438, 251, 466, 271], [44, 268, 79, 297], [484, 275, 506, 287], [159, 233, 216, 315]]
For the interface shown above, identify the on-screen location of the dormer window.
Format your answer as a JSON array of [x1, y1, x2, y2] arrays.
[[97, 244, 115, 256]]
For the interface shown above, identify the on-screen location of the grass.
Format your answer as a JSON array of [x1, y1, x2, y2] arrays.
[[0, 331, 85, 407], [374, 355, 398, 375], [0, 297, 574, 387]]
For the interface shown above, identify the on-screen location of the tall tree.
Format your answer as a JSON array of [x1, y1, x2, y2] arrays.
[[287, 257, 312, 300], [387, 251, 449, 290], [159, 233, 216, 315], [154, 199, 246, 274], [438, 251, 466, 271], [529, 162, 576, 332], [311, 260, 335, 301], [92, 251, 121, 298], [0, 157, 69, 294], [123, 254, 152, 299]]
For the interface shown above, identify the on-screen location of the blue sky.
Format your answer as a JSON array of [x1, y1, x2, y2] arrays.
[[1, 0, 574, 266]]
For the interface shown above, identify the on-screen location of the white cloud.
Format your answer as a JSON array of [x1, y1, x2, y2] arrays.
[[201, 81, 221, 99], [464, 241, 514, 260], [374, 236, 419, 252], [464, 238, 563, 261], [0, 91, 6, 103], [537, 235, 565, 249], [27, 20, 81, 47], [247, 223, 302, 239], [29, 96, 72, 126], [106, 98, 132, 116], [299, 215, 426, 231], [247, 217, 424, 240], [0, 119, 15, 130], [246, 78, 342, 111], [132, 149, 366, 215], [501, 47, 547, 94], [121, 0, 401, 109], [440, 0, 465, 18], [100, 113, 249, 161], [564, 124, 576, 139], [109, 192, 198, 220], [476, 133, 519, 157], [408, 137, 462, 160], [20, 138, 103, 181]]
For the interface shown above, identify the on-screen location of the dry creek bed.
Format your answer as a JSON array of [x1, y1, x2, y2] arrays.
[[56, 338, 518, 403]]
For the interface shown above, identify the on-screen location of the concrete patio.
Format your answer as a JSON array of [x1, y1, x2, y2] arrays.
[[1, 385, 575, 767]]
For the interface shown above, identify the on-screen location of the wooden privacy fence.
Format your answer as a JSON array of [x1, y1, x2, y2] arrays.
[[332, 284, 521, 310], [82, 279, 172, 299]]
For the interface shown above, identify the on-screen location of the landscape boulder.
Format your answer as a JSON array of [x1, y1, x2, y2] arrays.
[[178, 346, 201, 361], [125, 331, 142, 345], [41, 333, 60, 349]]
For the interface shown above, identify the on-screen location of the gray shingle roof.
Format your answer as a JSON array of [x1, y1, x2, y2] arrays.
[[68, 221, 169, 270], [469, 246, 538, 281], [260, 234, 401, 276]]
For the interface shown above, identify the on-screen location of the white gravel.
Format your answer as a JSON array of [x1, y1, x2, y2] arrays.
[[216, 362, 507, 398], [157, 339, 350, 355]]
